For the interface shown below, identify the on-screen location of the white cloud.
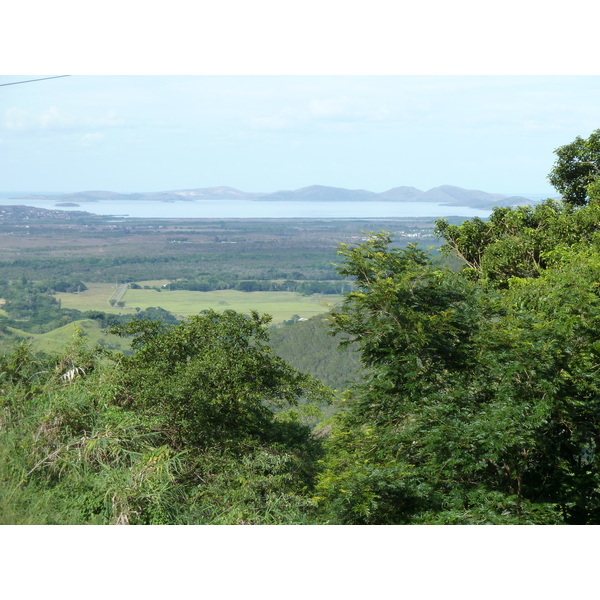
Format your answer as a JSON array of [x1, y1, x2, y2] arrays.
[[309, 97, 393, 123], [309, 97, 353, 119], [245, 96, 393, 134], [3, 106, 125, 132], [247, 113, 293, 131], [4, 106, 73, 131], [78, 132, 106, 146], [88, 109, 125, 128]]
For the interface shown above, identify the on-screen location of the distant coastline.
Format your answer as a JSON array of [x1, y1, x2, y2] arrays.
[[8, 184, 554, 211], [0, 198, 495, 220]]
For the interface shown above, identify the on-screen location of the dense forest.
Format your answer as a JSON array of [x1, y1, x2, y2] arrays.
[[2, 130, 600, 524]]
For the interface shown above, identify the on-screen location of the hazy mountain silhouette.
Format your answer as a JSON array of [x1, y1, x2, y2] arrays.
[[15, 184, 538, 209]]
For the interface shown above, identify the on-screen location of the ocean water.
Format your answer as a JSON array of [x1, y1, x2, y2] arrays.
[[0, 195, 494, 220]]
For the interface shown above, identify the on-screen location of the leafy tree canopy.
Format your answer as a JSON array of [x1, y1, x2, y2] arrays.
[[435, 199, 600, 287], [548, 128, 600, 206], [316, 210, 600, 524], [109, 309, 332, 449]]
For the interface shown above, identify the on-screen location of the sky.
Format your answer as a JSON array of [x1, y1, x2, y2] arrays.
[[2, 74, 599, 196], [2, 2, 599, 198]]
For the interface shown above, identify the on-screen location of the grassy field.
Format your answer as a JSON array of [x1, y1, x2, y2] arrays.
[[7, 319, 132, 355], [56, 283, 127, 311], [56, 283, 342, 323]]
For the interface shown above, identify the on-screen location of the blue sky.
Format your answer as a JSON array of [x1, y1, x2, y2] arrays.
[[2, 2, 599, 197], [2, 75, 599, 196]]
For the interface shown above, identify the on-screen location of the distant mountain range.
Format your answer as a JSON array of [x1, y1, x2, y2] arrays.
[[15, 185, 547, 209]]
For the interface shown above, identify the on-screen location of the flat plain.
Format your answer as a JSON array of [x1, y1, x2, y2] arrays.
[[2, 209, 446, 333], [56, 284, 342, 323]]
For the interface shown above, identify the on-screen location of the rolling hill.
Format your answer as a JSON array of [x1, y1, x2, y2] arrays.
[[12, 184, 543, 209]]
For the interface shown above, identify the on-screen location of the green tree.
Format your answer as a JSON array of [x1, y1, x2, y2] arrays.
[[435, 199, 600, 287], [316, 226, 600, 524], [315, 234, 482, 523], [110, 309, 331, 449], [548, 128, 600, 206]]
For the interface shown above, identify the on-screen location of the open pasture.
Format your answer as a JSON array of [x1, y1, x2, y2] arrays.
[[54, 283, 137, 313], [56, 284, 341, 323], [124, 288, 341, 322]]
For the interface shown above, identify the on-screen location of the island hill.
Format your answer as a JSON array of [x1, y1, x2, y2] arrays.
[[15, 184, 537, 210]]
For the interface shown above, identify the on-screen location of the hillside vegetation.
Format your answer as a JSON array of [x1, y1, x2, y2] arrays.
[[269, 315, 365, 392]]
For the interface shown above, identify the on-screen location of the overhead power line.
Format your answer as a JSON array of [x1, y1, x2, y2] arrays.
[[0, 75, 71, 87]]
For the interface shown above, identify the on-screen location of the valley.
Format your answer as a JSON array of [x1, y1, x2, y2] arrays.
[[0, 209, 443, 376]]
